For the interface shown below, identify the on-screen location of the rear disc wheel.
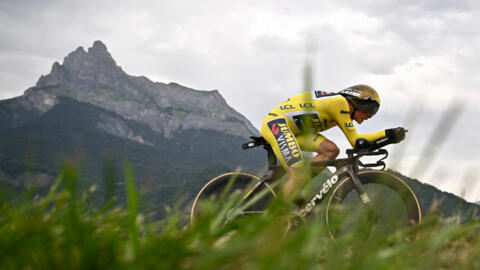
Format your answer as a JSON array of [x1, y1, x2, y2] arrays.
[[190, 172, 276, 225]]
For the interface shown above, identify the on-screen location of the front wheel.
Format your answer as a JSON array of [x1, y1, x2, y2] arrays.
[[190, 172, 276, 226], [325, 170, 422, 238]]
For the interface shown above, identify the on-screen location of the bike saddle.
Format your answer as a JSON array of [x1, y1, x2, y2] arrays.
[[242, 136, 268, 149]]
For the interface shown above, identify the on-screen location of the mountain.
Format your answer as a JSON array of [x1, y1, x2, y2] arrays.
[[0, 41, 264, 213], [3, 41, 257, 138]]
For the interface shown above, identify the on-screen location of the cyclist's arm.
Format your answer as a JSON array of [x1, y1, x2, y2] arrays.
[[328, 97, 386, 147]]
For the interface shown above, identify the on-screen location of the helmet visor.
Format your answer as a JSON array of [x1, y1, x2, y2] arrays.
[[357, 102, 379, 116]]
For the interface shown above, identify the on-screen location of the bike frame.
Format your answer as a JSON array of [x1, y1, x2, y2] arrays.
[[242, 137, 389, 219]]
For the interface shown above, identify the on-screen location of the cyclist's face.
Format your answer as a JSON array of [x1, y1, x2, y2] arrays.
[[354, 110, 372, 124]]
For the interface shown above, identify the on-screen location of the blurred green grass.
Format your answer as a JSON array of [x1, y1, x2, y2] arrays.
[[1, 165, 479, 270]]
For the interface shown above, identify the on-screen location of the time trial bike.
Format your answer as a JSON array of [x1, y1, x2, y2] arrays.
[[190, 135, 422, 238]]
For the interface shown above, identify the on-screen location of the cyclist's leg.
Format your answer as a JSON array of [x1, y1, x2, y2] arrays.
[[312, 138, 340, 173], [282, 166, 311, 202], [260, 116, 309, 203], [297, 133, 340, 173]]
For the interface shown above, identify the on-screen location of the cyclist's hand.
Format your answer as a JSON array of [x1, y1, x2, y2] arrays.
[[385, 127, 406, 143]]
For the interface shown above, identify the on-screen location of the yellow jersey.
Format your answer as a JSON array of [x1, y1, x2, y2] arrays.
[[260, 91, 386, 168]]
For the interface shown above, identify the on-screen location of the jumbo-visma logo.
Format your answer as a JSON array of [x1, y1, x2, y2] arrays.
[[267, 119, 302, 166], [271, 123, 280, 135]]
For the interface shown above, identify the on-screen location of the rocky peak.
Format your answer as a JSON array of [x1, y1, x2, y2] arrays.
[[36, 41, 124, 88], [88, 41, 115, 62], [25, 41, 258, 138]]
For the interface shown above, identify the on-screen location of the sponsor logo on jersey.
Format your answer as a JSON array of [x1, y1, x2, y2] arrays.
[[271, 123, 280, 135], [267, 119, 302, 166], [344, 122, 355, 131], [313, 90, 335, 99], [299, 174, 339, 217], [340, 110, 350, 114], [280, 104, 296, 110], [299, 103, 315, 109]]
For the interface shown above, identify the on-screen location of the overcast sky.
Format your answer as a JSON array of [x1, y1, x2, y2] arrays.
[[1, 0, 479, 201]]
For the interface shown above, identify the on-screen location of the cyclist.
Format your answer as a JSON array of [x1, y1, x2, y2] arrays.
[[260, 85, 406, 202]]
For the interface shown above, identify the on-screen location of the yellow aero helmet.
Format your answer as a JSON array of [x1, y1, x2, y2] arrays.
[[339, 85, 380, 116]]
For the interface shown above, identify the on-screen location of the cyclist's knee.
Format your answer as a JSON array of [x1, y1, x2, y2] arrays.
[[329, 144, 340, 159], [317, 139, 340, 159]]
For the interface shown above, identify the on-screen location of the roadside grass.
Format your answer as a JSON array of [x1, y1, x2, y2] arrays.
[[1, 165, 479, 270]]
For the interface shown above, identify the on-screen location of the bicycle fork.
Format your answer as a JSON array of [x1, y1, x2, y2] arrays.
[[346, 166, 378, 224], [346, 168, 372, 205]]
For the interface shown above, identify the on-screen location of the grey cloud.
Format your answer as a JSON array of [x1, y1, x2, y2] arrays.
[[337, 0, 477, 15], [0, 53, 51, 98], [300, 23, 411, 79], [370, 2, 479, 51], [329, 0, 480, 60]]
